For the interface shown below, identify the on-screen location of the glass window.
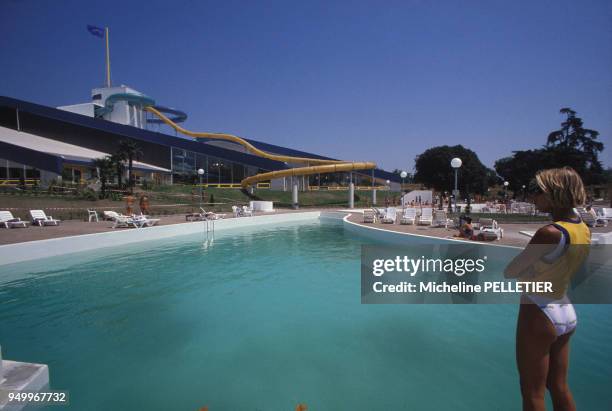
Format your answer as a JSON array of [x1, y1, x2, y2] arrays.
[[232, 163, 245, 183], [25, 168, 40, 179], [9, 167, 23, 179]]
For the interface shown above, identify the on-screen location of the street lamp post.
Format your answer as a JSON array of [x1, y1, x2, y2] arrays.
[[522, 184, 526, 202], [503, 181, 509, 213], [450, 157, 462, 212], [385, 179, 390, 206], [213, 162, 223, 186], [400, 171, 407, 190], [197, 168, 205, 209], [400, 171, 407, 208]]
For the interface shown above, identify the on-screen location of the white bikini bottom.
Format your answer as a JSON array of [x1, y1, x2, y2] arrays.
[[527, 295, 577, 336]]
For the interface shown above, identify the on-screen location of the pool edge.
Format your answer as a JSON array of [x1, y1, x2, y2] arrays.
[[0, 212, 322, 266]]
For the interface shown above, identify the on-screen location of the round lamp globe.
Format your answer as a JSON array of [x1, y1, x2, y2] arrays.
[[450, 158, 462, 169]]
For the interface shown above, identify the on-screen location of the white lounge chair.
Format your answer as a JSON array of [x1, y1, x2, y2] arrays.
[[418, 208, 433, 225], [400, 208, 418, 225], [477, 218, 503, 239], [103, 211, 148, 228], [480, 228, 503, 240], [382, 207, 396, 224], [374, 208, 386, 221], [432, 210, 448, 228], [200, 207, 225, 220], [598, 208, 612, 221], [0, 211, 29, 228], [131, 215, 160, 227], [112, 214, 139, 228], [30, 210, 60, 226], [478, 218, 498, 231], [242, 205, 253, 217], [363, 209, 376, 223], [103, 210, 122, 221], [231, 205, 241, 218], [576, 208, 607, 228]]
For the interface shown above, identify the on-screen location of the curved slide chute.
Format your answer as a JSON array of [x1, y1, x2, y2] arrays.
[[144, 106, 376, 187], [146, 105, 188, 124]]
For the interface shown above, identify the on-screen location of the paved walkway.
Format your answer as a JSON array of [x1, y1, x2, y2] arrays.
[[0, 210, 300, 245], [1, 209, 609, 247], [344, 212, 612, 247], [344, 213, 535, 247]]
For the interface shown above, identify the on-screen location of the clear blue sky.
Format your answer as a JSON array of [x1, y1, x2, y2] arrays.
[[1, 0, 610, 171]]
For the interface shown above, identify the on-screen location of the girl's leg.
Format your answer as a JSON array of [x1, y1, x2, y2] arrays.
[[546, 332, 576, 411], [516, 304, 556, 411]]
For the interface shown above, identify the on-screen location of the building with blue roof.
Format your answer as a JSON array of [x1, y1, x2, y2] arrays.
[[0, 87, 401, 190]]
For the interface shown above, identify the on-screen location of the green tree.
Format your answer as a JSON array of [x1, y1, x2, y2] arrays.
[[92, 156, 115, 198], [117, 140, 143, 189], [546, 108, 604, 185], [496, 108, 605, 189], [414, 145, 493, 195], [109, 152, 126, 188]]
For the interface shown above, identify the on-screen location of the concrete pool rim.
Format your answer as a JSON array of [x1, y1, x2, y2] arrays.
[[0, 210, 527, 267]]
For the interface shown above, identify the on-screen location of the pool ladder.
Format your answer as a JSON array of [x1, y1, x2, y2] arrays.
[[202, 218, 215, 249]]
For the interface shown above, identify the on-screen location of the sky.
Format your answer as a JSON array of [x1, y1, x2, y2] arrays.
[[1, 0, 611, 172]]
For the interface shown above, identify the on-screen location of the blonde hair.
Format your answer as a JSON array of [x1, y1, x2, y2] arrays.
[[535, 167, 586, 208]]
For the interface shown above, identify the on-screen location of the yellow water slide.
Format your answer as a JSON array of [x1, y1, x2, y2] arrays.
[[144, 106, 376, 188]]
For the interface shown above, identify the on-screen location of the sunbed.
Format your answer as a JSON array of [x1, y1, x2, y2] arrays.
[[418, 208, 433, 225], [477, 218, 498, 231], [576, 208, 607, 228], [478, 218, 503, 239], [242, 205, 254, 217], [432, 210, 448, 228], [381, 207, 396, 224], [30, 210, 60, 226], [400, 208, 417, 225], [363, 209, 376, 223], [131, 215, 160, 227], [598, 208, 612, 221], [201, 208, 226, 220], [374, 208, 386, 221], [0, 211, 29, 228], [103, 210, 122, 221]]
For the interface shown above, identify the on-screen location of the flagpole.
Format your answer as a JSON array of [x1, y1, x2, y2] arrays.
[[105, 27, 111, 88]]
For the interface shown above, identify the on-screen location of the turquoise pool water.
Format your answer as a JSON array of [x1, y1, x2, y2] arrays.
[[0, 220, 610, 410]]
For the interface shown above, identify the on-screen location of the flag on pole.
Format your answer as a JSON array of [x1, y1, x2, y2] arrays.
[[87, 25, 105, 38]]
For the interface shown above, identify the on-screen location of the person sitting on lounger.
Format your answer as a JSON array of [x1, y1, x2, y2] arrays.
[[586, 205, 597, 220], [454, 216, 474, 239]]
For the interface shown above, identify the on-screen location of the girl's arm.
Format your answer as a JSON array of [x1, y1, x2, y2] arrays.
[[504, 225, 561, 278]]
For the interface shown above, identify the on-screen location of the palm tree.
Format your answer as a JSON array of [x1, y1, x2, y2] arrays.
[[118, 140, 143, 189], [109, 152, 126, 188], [92, 156, 115, 198]]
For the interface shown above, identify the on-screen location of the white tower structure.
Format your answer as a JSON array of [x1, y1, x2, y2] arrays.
[[91, 86, 149, 128]]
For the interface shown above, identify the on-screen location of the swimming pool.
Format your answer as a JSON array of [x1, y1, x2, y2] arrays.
[[1, 218, 610, 410]]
